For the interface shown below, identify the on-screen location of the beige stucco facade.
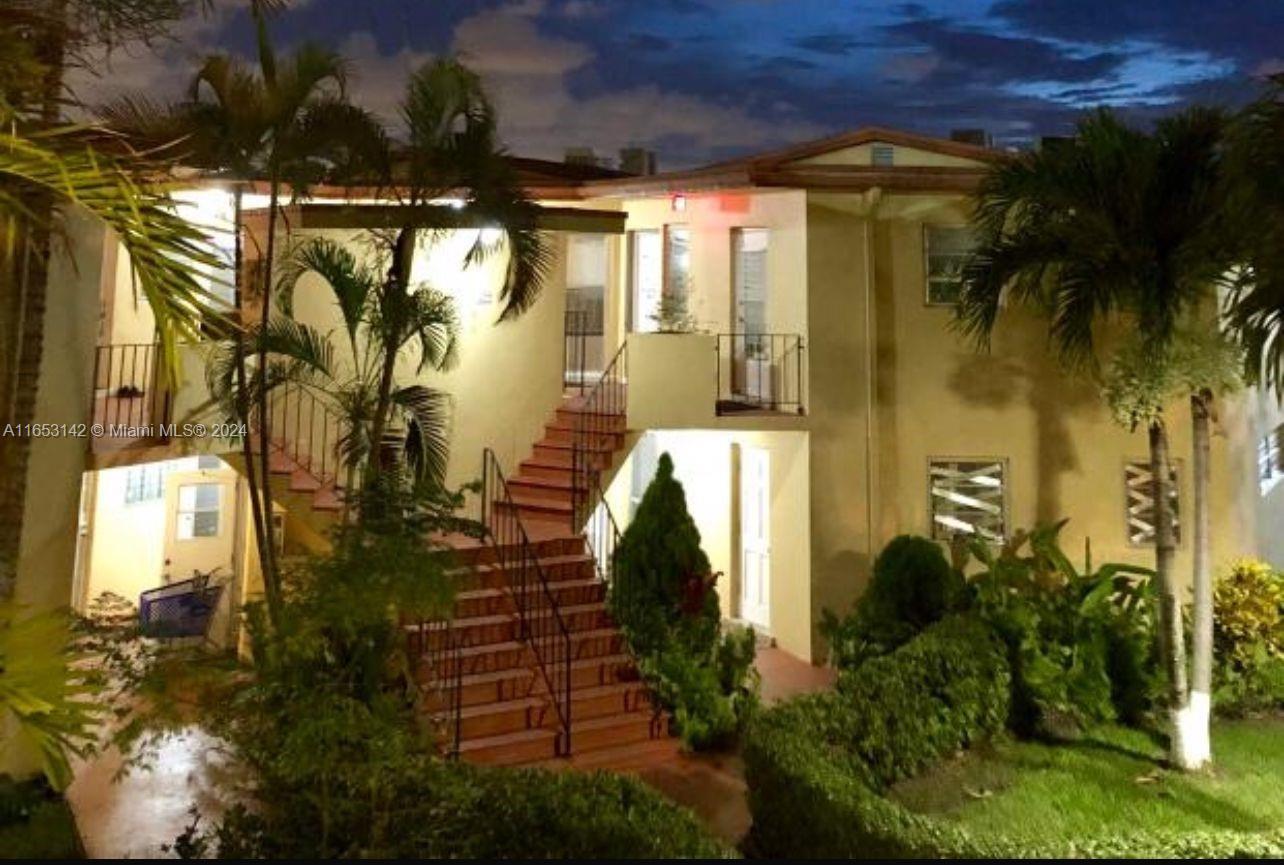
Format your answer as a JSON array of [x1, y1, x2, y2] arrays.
[[13, 130, 1283, 692]]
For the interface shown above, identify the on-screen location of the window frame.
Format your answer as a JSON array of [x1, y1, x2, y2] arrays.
[[1259, 425, 1284, 494], [926, 456, 1009, 543], [175, 482, 222, 541], [731, 226, 770, 340], [922, 223, 975, 307], [124, 464, 168, 505]]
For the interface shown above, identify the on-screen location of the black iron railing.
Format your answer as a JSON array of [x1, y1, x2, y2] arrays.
[[715, 333, 805, 415], [570, 341, 628, 531], [91, 343, 173, 440], [412, 615, 464, 757], [481, 448, 573, 755], [563, 303, 605, 391], [262, 381, 352, 496]]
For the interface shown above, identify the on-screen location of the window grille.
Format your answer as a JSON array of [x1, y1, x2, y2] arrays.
[[1125, 462, 1181, 546], [124, 464, 168, 504], [1259, 426, 1284, 493], [871, 143, 895, 167], [929, 459, 1006, 542], [924, 225, 976, 305]]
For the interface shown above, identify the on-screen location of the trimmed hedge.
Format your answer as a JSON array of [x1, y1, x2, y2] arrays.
[[744, 615, 1284, 859]]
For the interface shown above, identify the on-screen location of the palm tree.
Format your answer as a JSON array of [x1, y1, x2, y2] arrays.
[[1225, 74, 1284, 391], [0, 106, 226, 597], [100, 4, 386, 620], [224, 236, 460, 495], [956, 108, 1243, 769]]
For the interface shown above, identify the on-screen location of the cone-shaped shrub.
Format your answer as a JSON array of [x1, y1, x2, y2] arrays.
[[610, 452, 757, 749]]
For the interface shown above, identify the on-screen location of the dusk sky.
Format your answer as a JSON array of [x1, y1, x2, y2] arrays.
[[71, 0, 1284, 169]]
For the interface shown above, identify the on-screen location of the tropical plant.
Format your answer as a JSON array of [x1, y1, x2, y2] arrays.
[[101, 3, 387, 620], [959, 522, 1156, 737], [611, 453, 758, 749], [821, 535, 965, 669], [1224, 73, 1284, 392], [0, 105, 227, 597], [0, 604, 102, 790], [213, 235, 461, 490], [956, 108, 1245, 768]]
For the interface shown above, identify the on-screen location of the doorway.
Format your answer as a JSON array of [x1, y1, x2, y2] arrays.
[[739, 445, 771, 630]]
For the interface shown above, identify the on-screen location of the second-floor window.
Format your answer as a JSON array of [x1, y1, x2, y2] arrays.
[[924, 225, 976, 306], [733, 228, 769, 338], [628, 229, 662, 332]]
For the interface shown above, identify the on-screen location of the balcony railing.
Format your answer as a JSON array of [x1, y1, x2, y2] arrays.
[[90, 343, 174, 449], [715, 333, 805, 415]]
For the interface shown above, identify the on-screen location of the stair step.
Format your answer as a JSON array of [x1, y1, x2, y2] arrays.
[[569, 710, 665, 755], [312, 485, 344, 511], [509, 474, 584, 493], [554, 407, 627, 430], [495, 492, 573, 518], [289, 468, 322, 492], [458, 726, 559, 765], [534, 437, 614, 454]]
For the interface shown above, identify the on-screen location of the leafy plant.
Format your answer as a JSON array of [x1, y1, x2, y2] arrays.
[[821, 535, 964, 669], [651, 281, 697, 333], [0, 605, 102, 791], [610, 452, 758, 749], [1213, 558, 1284, 667], [960, 522, 1157, 737]]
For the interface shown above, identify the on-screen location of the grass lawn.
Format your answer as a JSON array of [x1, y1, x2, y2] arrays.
[[890, 719, 1284, 844]]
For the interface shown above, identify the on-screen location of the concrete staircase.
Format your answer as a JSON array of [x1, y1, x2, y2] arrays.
[[248, 389, 675, 768], [415, 392, 675, 766]]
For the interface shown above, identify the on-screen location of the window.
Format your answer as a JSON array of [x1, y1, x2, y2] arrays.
[[1259, 425, 1284, 493], [733, 228, 769, 347], [176, 483, 220, 539], [929, 459, 1006, 542], [924, 225, 976, 305], [1124, 462, 1181, 546], [871, 143, 895, 167], [628, 229, 662, 332], [665, 226, 691, 302], [124, 464, 168, 504], [196, 454, 222, 470]]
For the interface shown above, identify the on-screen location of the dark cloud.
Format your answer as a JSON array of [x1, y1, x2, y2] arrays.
[[793, 33, 878, 56], [623, 33, 672, 52], [992, 0, 1284, 69], [884, 16, 1126, 85]]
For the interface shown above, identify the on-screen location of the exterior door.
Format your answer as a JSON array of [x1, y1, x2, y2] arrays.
[[629, 229, 663, 333], [739, 446, 771, 629], [162, 467, 237, 584]]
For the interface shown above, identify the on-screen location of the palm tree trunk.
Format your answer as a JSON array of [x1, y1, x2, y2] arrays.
[[0, 0, 68, 598], [1188, 389, 1214, 766], [1149, 416, 1197, 769], [231, 187, 276, 625], [254, 177, 282, 617]]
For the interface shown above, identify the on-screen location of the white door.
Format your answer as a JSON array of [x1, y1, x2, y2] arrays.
[[739, 446, 771, 629], [629, 230, 662, 332]]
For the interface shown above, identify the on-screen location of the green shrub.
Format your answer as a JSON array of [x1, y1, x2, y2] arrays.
[[179, 759, 734, 859], [1214, 559, 1284, 666], [610, 453, 758, 749], [745, 615, 1011, 858], [962, 522, 1157, 737], [821, 535, 964, 669], [744, 613, 1284, 860]]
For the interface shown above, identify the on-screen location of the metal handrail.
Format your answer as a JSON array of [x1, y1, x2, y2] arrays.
[[262, 382, 352, 497], [413, 615, 464, 757], [715, 332, 805, 415], [481, 448, 574, 755], [570, 340, 628, 531], [90, 343, 173, 440]]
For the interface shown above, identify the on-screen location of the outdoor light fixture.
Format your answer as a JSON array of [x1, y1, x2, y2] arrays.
[[671, 193, 687, 212]]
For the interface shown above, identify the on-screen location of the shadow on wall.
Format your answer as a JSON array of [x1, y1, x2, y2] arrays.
[[946, 322, 1100, 524]]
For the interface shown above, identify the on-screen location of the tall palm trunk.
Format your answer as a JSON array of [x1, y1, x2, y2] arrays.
[[254, 177, 283, 617], [1187, 389, 1214, 766], [0, 0, 68, 598], [366, 228, 415, 482], [1149, 416, 1198, 768], [231, 187, 276, 625]]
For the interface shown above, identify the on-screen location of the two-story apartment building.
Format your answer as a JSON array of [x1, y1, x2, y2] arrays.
[[11, 127, 1284, 766]]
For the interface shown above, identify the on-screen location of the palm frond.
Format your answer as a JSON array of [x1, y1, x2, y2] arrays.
[[391, 385, 452, 489], [276, 237, 376, 348]]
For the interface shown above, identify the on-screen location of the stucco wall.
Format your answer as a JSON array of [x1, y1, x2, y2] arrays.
[[871, 194, 1258, 582], [609, 190, 808, 350], [15, 211, 103, 611]]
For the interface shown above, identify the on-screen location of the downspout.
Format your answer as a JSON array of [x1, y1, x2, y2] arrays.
[[862, 187, 883, 563]]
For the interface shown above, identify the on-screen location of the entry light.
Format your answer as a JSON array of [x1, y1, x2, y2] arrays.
[[671, 193, 687, 213]]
